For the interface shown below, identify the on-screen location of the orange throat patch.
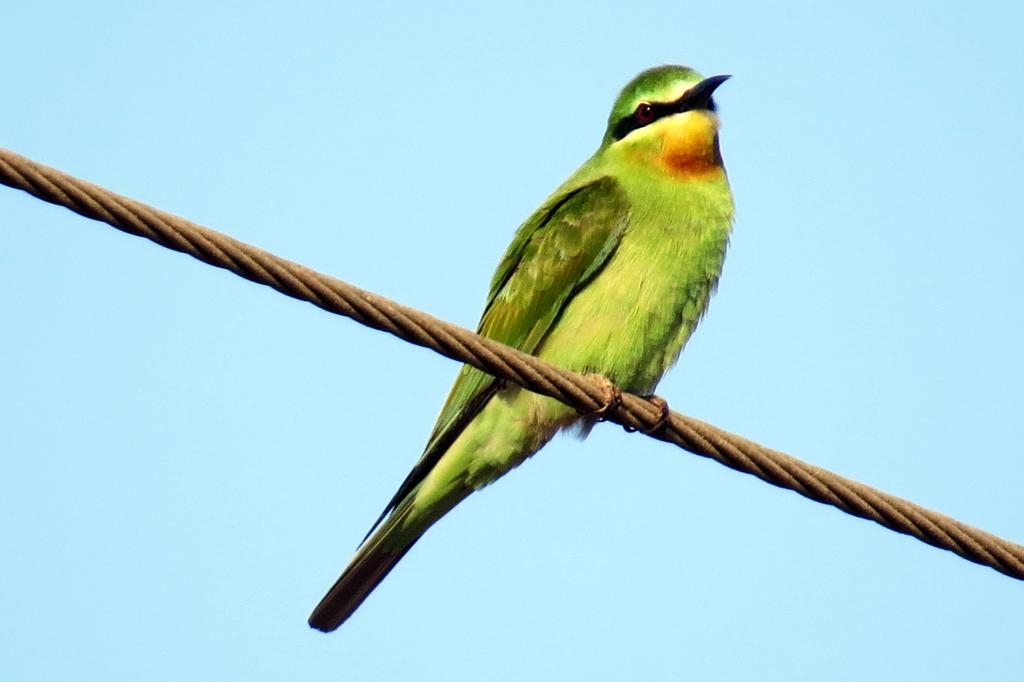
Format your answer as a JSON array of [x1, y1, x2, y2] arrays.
[[655, 114, 724, 180]]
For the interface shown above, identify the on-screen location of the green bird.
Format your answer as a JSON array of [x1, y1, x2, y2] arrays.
[[309, 65, 734, 632]]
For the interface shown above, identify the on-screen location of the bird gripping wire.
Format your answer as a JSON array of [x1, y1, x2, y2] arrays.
[[1, 146, 1021, 582]]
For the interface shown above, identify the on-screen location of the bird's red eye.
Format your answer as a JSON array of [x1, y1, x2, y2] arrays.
[[635, 102, 655, 124]]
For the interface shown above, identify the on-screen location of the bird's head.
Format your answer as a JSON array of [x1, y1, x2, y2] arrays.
[[602, 66, 730, 179]]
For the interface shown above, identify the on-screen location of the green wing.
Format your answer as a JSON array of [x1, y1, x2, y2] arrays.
[[370, 176, 630, 528]]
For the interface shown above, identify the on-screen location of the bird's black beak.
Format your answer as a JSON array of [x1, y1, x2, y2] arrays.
[[673, 74, 731, 114]]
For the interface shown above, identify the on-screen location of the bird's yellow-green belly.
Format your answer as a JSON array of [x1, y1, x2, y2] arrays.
[[535, 216, 727, 394]]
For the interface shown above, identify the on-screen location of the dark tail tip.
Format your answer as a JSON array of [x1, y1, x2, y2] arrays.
[[308, 540, 417, 633]]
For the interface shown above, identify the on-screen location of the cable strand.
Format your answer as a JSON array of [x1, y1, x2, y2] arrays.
[[2, 146, 1021, 581]]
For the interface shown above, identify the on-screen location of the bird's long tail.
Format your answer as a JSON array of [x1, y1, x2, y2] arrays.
[[307, 486, 465, 632]]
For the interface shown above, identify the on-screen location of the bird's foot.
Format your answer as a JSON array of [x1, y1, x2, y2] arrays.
[[624, 394, 670, 435], [584, 373, 622, 421]]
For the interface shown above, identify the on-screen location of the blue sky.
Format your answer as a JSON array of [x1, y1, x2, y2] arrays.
[[2, 2, 1022, 680]]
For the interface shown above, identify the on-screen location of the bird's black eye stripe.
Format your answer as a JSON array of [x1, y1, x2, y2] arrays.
[[612, 92, 720, 141], [612, 101, 673, 140]]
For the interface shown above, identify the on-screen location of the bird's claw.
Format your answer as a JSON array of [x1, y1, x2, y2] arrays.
[[624, 394, 670, 435], [585, 373, 622, 420]]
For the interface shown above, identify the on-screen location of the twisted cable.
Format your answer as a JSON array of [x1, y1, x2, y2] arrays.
[[2, 147, 1021, 580]]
